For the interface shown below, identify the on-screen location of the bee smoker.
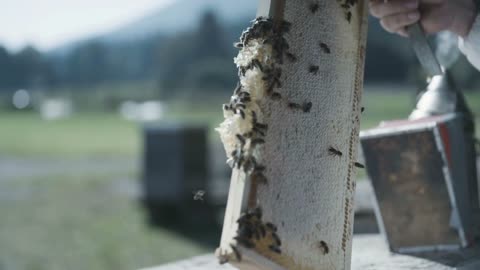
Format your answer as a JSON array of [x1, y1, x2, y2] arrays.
[[360, 70, 480, 253], [411, 72, 480, 223]]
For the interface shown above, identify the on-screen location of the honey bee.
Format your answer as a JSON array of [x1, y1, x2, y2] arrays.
[[242, 156, 257, 173], [249, 207, 263, 219], [253, 128, 266, 137], [354, 162, 365, 169], [271, 92, 282, 100], [255, 164, 266, 172], [223, 104, 232, 111], [235, 236, 255, 248], [278, 20, 292, 33], [236, 134, 246, 147], [288, 102, 312, 113], [234, 42, 244, 49], [328, 146, 343, 157], [309, 65, 319, 74], [230, 244, 242, 261], [302, 102, 312, 113], [346, 11, 352, 23], [192, 190, 205, 201], [318, 240, 329, 254], [239, 109, 246, 119], [251, 111, 268, 136], [309, 2, 319, 13], [254, 123, 268, 131], [288, 102, 301, 110], [251, 138, 266, 146], [235, 103, 246, 110], [247, 59, 264, 72], [218, 255, 229, 265], [269, 245, 281, 254], [285, 52, 297, 62], [230, 148, 245, 169], [236, 156, 245, 169], [265, 222, 278, 232], [236, 213, 252, 225], [272, 233, 282, 246], [251, 110, 258, 122], [319, 42, 331, 54], [259, 225, 266, 238], [241, 97, 251, 105], [252, 171, 268, 185], [273, 38, 290, 64], [237, 89, 250, 97], [263, 67, 282, 93], [237, 222, 253, 235]]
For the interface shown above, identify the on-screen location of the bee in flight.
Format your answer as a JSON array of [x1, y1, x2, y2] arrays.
[[193, 190, 206, 201]]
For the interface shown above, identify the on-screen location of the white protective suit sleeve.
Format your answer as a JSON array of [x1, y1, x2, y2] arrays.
[[459, 14, 480, 71]]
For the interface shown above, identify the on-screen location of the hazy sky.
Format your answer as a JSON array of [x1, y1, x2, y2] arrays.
[[0, 0, 175, 52]]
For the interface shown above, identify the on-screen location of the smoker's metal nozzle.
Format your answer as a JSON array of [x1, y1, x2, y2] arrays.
[[409, 72, 457, 120]]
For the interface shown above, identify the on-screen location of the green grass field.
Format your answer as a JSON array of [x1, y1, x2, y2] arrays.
[[1, 88, 479, 157], [0, 112, 140, 157], [0, 173, 210, 270]]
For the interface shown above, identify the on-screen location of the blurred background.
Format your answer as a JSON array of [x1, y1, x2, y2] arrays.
[[0, 0, 479, 269]]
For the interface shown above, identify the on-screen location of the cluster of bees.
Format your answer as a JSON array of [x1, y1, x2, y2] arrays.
[[219, 18, 296, 264], [236, 208, 282, 256], [228, 15, 320, 123], [338, 0, 359, 22], [235, 17, 293, 98], [218, 208, 282, 264], [223, 83, 251, 120], [224, 17, 298, 180], [236, 17, 292, 65], [230, 113, 268, 183]]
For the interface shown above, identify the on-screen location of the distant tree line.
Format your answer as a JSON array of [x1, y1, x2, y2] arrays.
[[0, 46, 54, 90], [0, 11, 478, 94]]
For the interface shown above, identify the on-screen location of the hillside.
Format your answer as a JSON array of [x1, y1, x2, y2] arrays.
[[50, 0, 257, 55], [100, 0, 257, 44]]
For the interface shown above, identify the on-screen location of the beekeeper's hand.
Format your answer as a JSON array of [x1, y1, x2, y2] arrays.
[[369, 0, 477, 37]]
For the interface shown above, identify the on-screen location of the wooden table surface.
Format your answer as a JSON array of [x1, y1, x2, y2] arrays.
[[141, 234, 480, 270]]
